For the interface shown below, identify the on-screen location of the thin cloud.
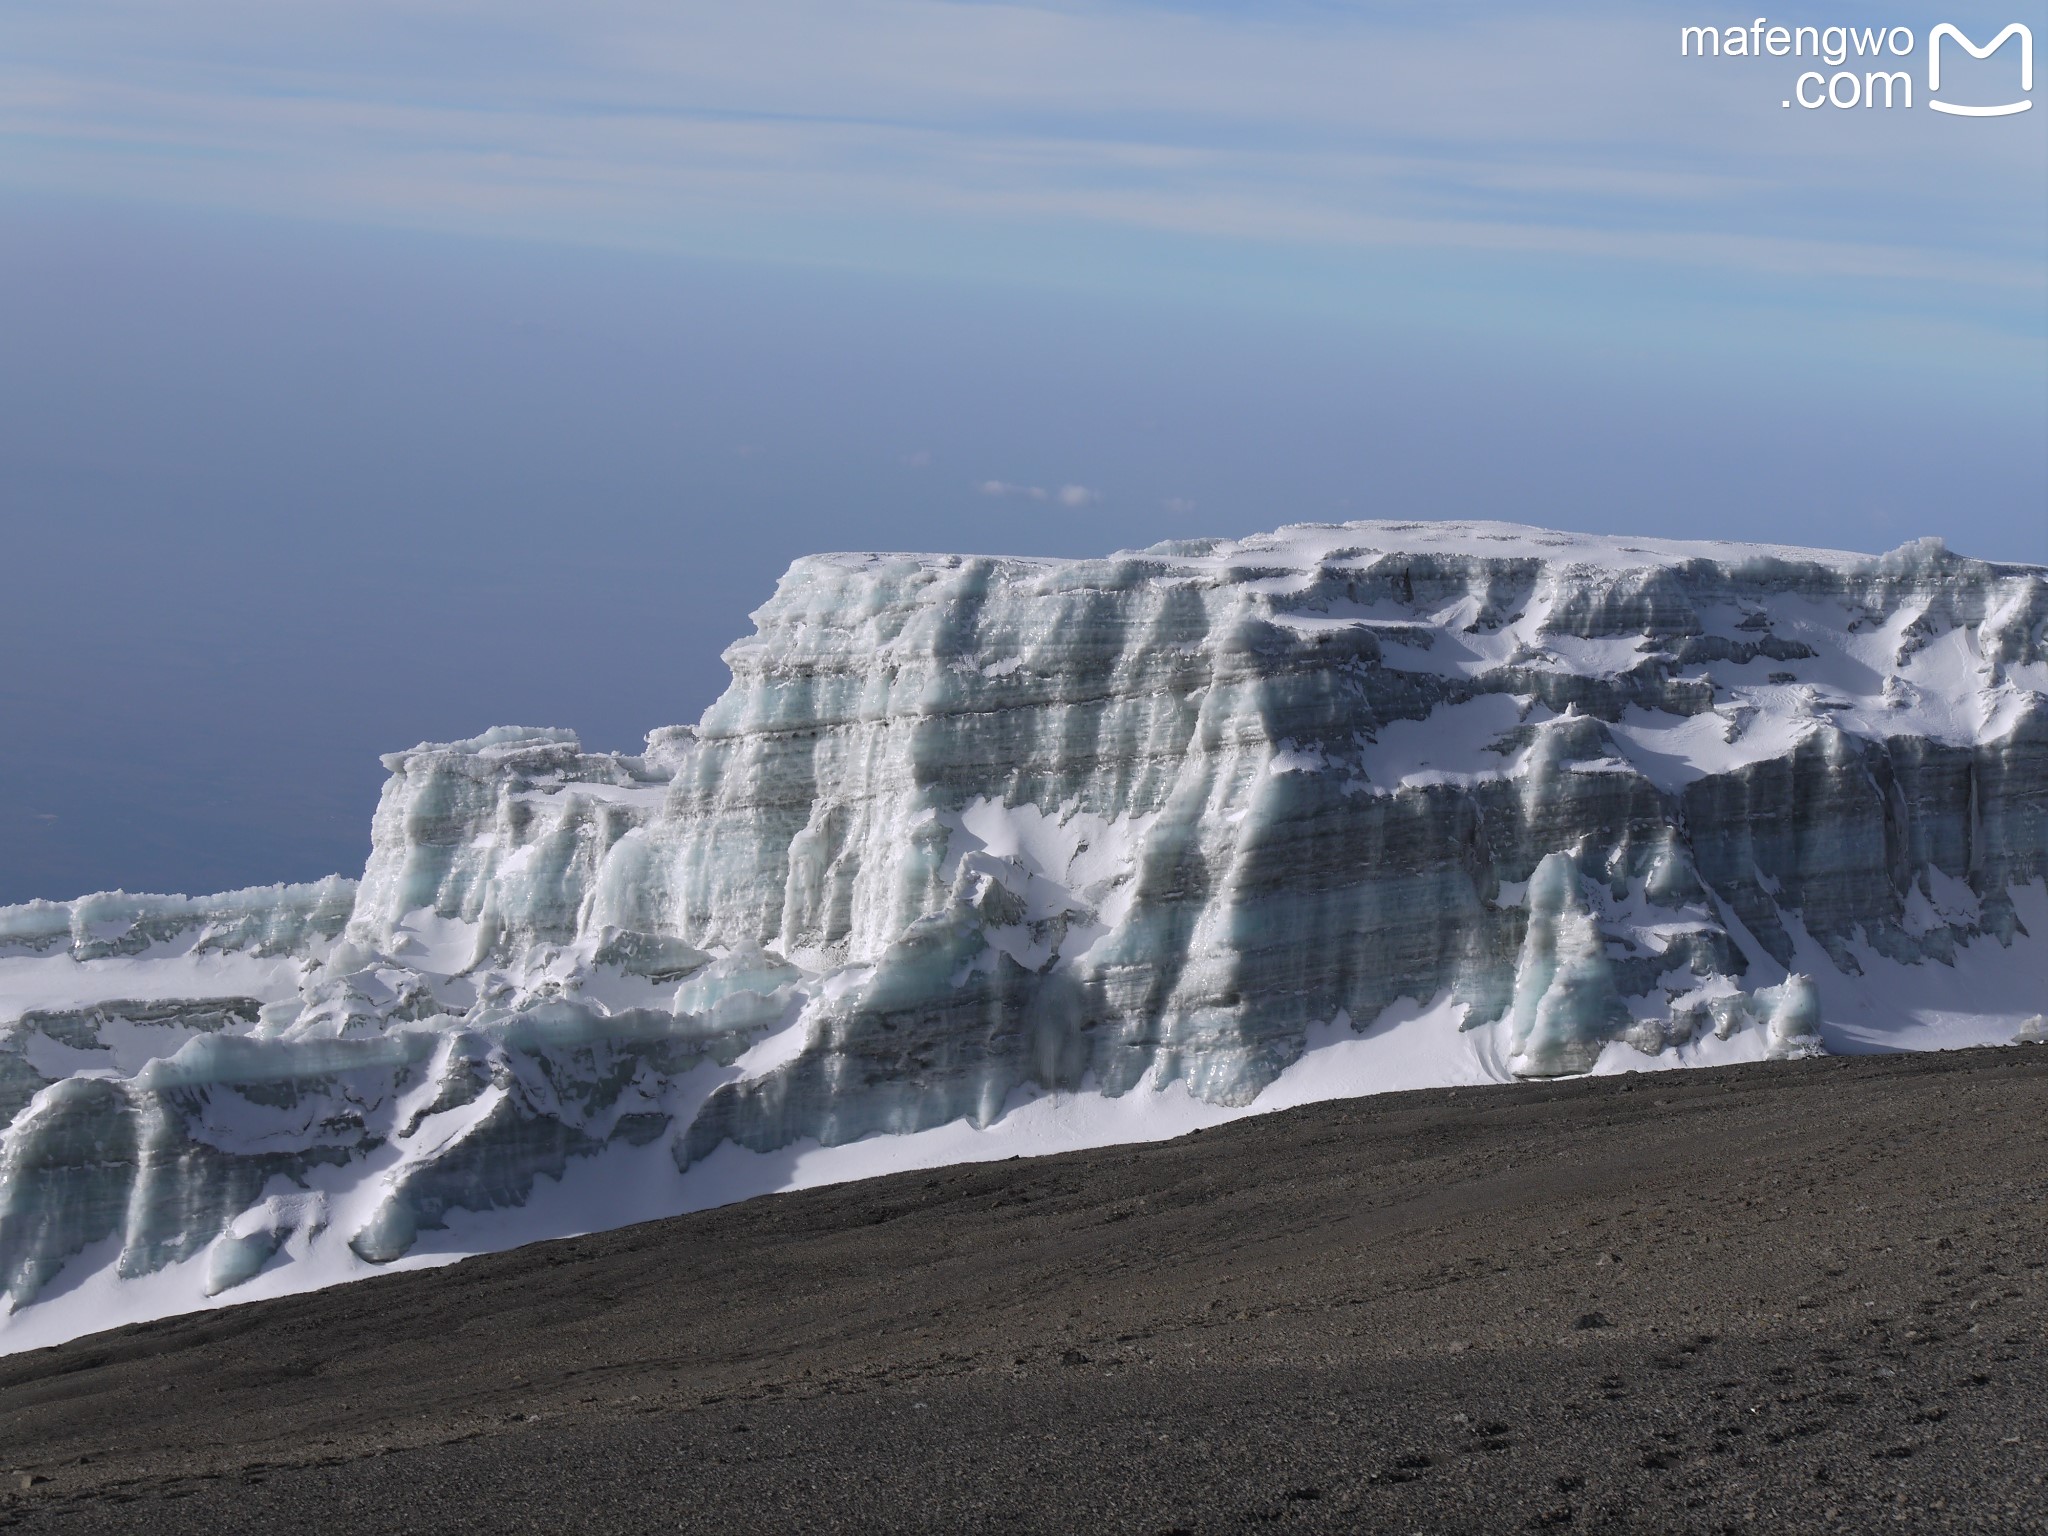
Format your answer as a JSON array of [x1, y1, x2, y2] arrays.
[[980, 480, 1102, 507], [0, 1, 2036, 307]]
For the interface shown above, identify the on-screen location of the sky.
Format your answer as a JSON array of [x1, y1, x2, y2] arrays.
[[1, 0, 2044, 903]]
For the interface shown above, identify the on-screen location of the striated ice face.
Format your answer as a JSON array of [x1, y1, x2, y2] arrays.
[[2, 520, 2044, 1346]]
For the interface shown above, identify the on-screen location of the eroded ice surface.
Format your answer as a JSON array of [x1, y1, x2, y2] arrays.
[[3, 522, 2045, 1351]]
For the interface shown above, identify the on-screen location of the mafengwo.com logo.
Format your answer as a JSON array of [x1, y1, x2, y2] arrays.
[[1681, 19, 2033, 113]]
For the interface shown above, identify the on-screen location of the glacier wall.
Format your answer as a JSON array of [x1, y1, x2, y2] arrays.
[[3, 521, 2045, 1339]]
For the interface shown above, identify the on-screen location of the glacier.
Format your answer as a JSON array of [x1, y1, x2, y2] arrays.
[[2, 519, 2044, 1350]]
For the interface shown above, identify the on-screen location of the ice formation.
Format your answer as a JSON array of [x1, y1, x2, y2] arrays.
[[2, 521, 2044, 1349]]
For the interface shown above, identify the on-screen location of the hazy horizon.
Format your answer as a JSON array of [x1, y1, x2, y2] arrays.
[[3, 0, 2042, 903]]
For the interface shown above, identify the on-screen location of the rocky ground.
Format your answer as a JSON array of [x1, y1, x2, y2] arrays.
[[1, 1046, 2044, 1534]]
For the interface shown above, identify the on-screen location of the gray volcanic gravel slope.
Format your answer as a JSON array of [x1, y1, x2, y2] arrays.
[[2, 1048, 2045, 1534]]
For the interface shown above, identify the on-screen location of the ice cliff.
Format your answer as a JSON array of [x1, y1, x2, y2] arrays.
[[3, 520, 2044, 1347]]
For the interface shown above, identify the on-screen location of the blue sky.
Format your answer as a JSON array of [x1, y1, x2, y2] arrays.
[[1, 0, 2044, 900]]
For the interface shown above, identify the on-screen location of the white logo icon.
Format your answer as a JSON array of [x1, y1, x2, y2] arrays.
[[1927, 22, 2033, 115]]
